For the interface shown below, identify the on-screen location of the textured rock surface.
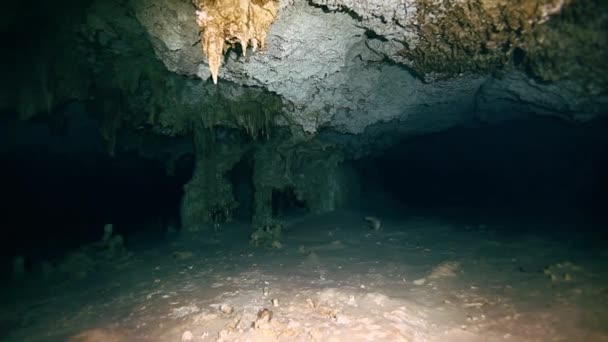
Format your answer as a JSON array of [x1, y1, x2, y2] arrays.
[[476, 72, 608, 123], [2, 0, 606, 141], [134, 0, 607, 136], [192, 0, 280, 84]]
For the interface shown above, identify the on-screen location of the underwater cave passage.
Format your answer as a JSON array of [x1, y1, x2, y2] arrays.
[[0, 106, 192, 275], [2, 0, 608, 339], [2, 102, 608, 342], [355, 116, 608, 228], [2, 116, 608, 342]]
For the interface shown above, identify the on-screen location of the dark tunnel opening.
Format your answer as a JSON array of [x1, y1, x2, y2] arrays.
[[355, 117, 608, 228], [0, 106, 194, 271]]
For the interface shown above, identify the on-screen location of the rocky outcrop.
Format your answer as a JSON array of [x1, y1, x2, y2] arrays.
[[2, 0, 606, 139], [134, 0, 607, 136]]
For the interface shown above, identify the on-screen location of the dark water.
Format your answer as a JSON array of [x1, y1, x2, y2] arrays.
[[358, 117, 608, 228]]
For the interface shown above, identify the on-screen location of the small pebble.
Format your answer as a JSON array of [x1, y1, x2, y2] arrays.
[[287, 320, 301, 329], [220, 304, 234, 315], [255, 308, 272, 327], [413, 278, 426, 286], [181, 331, 193, 341], [272, 298, 280, 307], [336, 314, 351, 325], [347, 295, 357, 306]]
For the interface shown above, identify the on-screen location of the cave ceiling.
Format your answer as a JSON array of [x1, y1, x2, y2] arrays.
[[1, 0, 607, 154]]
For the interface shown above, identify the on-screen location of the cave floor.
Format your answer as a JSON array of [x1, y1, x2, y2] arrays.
[[2, 210, 607, 342]]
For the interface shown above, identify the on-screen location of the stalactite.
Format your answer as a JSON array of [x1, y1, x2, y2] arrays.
[[193, 0, 279, 84]]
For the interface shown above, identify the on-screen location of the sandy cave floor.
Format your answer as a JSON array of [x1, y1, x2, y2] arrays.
[[1, 210, 608, 342]]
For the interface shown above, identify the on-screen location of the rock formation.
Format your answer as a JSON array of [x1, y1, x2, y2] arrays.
[[1, 0, 606, 237], [193, 0, 279, 84]]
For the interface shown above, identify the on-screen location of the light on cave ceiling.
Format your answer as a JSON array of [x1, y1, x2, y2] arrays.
[[193, 0, 279, 84]]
